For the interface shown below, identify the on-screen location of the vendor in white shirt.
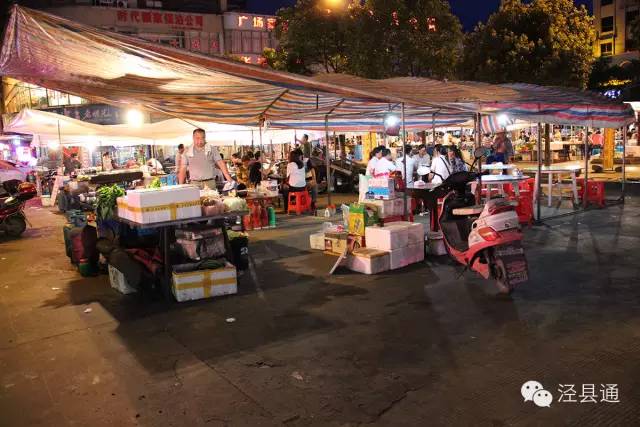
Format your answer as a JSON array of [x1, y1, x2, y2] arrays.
[[366, 146, 384, 176], [395, 144, 417, 186], [372, 148, 396, 177], [430, 145, 452, 185]]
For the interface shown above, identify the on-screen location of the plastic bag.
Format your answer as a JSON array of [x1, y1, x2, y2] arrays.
[[341, 204, 350, 228], [223, 197, 248, 212], [358, 174, 370, 202]]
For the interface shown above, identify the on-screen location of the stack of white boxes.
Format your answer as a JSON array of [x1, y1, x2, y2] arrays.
[[364, 196, 412, 219], [365, 222, 425, 270]]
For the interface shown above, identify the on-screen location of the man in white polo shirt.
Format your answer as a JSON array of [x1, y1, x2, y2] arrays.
[[178, 128, 234, 190]]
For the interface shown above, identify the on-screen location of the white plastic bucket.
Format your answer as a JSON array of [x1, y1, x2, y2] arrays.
[[427, 230, 448, 256]]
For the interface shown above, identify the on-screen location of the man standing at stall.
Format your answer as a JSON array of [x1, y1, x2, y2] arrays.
[[178, 128, 234, 190]]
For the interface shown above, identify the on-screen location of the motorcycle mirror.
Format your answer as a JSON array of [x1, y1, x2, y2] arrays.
[[474, 147, 485, 159]]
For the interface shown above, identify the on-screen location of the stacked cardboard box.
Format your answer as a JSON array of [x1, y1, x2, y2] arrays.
[[171, 262, 237, 302]]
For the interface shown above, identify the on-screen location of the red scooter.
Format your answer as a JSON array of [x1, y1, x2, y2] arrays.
[[429, 150, 529, 294], [0, 180, 38, 237]]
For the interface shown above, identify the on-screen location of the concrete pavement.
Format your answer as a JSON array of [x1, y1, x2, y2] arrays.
[[0, 202, 639, 426]]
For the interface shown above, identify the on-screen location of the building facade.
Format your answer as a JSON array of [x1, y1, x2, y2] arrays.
[[593, 0, 640, 64], [2, 1, 277, 119]]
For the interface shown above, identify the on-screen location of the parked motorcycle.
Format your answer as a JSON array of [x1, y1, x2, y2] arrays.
[[429, 149, 529, 294], [0, 180, 38, 237]]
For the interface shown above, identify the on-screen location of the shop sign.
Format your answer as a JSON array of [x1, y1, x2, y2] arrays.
[[116, 9, 204, 30], [44, 104, 124, 125], [225, 13, 276, 31]]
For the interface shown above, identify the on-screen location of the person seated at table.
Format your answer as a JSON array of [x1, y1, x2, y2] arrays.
[[236, 155, 251, 186], [282, 149, 307, 213], [372, 148, 396, 177], [487, 130, 512, 164], [448, 146, 468, 173], [146, 158, 164, 173], [305, 156, 318, 210]]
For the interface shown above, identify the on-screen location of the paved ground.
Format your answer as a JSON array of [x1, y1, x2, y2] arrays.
[[1, 197, 639, 426]]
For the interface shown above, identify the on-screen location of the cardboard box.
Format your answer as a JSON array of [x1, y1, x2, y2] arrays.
[[368, 178, 395, 200], [171, 263, 237, 302], [117, 185, 201, 224], [348, 248, 390, 275], [108, 264, 137, 295], [386, 221, 425, 245], [364, 197, 412, 218], [348, 204, 378, 236], [310, 232, 325, 250], [365, 225, 409, 251], [324, 232, 348, 255]]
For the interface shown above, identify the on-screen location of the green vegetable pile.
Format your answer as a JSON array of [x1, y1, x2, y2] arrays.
[[149, 177, 162, 189], [96, 184, 125, 221]]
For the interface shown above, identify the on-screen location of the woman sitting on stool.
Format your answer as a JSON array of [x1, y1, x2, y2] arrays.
[[282, 149, 307, 213]]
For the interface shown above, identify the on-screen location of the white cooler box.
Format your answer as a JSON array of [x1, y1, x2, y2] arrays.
[[386, 221, 425, 245], [364, 197, 412, 218], [171, 263, 237, 302], [365, 224, 409, 251], [388, 242, 425, 270], [348, 248, 390, 275], [117, 185, 201, 224]]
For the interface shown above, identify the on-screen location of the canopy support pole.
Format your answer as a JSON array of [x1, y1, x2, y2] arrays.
[[402, 102, 407, 218], [536, 122, 542, 223], [57, 119, 62, 169], [583, 125, 590, 209], [431, 114, 436, 146], [622, 127, 627, 202], [325, 114, 332, 208]]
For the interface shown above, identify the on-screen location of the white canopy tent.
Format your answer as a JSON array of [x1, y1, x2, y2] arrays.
[[3, 109, 324, 148]]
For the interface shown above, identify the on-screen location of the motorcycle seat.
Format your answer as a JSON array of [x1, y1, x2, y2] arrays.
[[452, 205, 484, 216]]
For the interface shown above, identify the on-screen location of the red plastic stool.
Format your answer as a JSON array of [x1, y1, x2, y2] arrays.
[[510, 191, 534, 226], [584, 181, 605, 208], [287, 191, 311, 215]]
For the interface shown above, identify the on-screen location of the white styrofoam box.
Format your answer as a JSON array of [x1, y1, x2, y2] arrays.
[[117, 185, 202, 224], [348, 248, 390, 275], [388, 246, 409, 270], [172, 263, 237, 302], [108, 264, 137, 294], [427, 230, 448, 256], [386, 221, 425, 245], [406, 242, 425, 264], [365, 225, 409, 251], [126, 185, 200, 207], [310, 232, 325, 250], [364, 198, 403, 218]]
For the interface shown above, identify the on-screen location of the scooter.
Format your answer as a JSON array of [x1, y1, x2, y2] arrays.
[[429, 149, 529, 294], [0, 180, 38, 237]]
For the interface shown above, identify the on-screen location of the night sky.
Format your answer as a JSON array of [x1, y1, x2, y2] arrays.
[[246, 0, 593, 31]]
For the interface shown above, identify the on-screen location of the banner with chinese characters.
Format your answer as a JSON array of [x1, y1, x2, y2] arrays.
[[116, 9, 204, 30], [44, 104, 125, 125]]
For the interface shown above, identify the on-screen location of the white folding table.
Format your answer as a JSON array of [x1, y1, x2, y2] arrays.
[[522, 165, 582, 207], [478, 175, 530, 202]]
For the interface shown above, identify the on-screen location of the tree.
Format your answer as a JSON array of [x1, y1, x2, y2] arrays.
[[461, 0, 595, 89], [272, 0, 463, 79]]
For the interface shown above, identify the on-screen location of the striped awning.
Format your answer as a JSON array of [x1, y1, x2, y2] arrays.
[[0, 6, 634, 130]]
